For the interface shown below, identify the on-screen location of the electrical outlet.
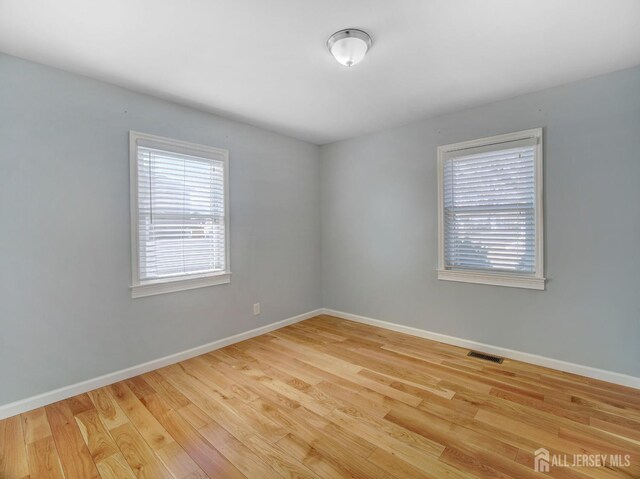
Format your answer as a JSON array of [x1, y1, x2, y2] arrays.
[[253, 303, 260, 315]]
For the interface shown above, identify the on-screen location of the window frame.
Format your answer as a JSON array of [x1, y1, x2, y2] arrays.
[[437, 128, 545, 290], [129, 131, 231, 298]]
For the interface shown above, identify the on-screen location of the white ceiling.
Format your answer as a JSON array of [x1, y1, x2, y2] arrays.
[[1, 1, 639, 144]]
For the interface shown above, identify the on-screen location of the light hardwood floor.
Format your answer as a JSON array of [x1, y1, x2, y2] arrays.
[[1, 315, 639, 478]]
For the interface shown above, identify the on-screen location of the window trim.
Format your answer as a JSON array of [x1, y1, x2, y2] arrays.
[[129, 131, 231, 298], [437, 128, 545, 290]]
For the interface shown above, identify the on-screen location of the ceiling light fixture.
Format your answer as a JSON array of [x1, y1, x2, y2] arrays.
[[327, 29, 372, 67]]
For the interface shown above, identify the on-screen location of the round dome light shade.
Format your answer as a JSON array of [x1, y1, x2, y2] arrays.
[[327, 29, 372, 67]]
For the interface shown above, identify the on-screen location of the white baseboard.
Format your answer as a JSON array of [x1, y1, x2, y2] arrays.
[[2, 306, 637, 419], [0, 309, 323, 420], [321, 308, 640, 390]]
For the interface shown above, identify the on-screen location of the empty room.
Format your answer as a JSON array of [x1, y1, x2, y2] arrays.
[[1, 1, 639, 478]]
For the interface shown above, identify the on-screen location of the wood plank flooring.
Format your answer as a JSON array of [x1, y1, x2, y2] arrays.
[[1, 315, 639, 478]]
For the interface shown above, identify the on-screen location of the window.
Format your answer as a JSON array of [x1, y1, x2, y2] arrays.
[[130, 131, 230, 298], [437, 128, 544, 290]]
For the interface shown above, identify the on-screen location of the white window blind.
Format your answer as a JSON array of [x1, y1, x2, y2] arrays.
[[444, 145, 535, 273], [130, 132, 230, 297], [438, 129, 544, 289]]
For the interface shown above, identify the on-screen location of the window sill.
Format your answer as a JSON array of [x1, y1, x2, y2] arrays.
[[131, 272, 231, 298], [437, 269, 545, 290]]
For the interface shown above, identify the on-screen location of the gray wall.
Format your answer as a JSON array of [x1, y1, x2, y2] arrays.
[[321, 66, 640, 377], [1, 53, 639, 407], [0, 53, 322, 405]]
